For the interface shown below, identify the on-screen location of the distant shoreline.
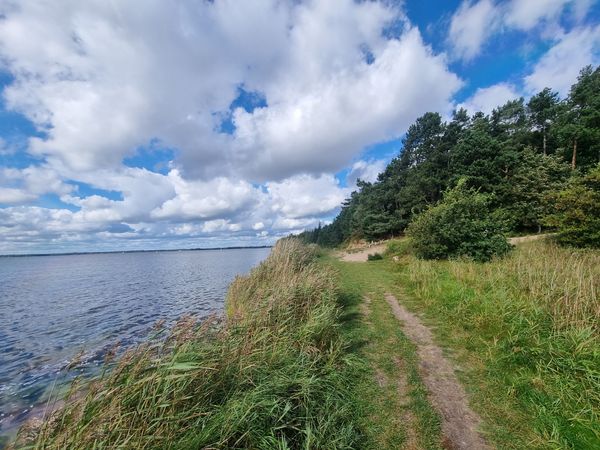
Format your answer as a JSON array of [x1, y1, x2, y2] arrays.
[[0, 245, 273, 258]]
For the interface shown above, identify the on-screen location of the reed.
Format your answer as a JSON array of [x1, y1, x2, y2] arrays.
[[19, 239, 360, 449]]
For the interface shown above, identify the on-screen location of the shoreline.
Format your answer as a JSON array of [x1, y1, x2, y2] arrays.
[[0, 245, 272, 258]]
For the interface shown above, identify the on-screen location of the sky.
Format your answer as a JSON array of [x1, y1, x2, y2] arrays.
[[0, 0, 599, 255]]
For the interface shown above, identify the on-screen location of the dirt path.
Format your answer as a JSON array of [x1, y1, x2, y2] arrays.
[[384, 293, 491, 450], [339, 243, 388, 262], [362, 295, 420, 449], [508, 233, 555, 244]]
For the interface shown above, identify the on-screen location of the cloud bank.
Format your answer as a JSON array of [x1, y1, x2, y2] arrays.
[[0, 0, 462, 254]]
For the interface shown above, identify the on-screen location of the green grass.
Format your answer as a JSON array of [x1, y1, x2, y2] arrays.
[[385, 238, 600, 449], [20, 240, 366, 449], [326, 256, 443, 449], [18, 237, 597, 449]]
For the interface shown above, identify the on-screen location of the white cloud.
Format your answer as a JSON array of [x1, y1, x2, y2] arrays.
[[505, 0, 573, 30], [448, 0, 499, 61], [448, 0, 595, 62], [457, 82, 521, 114], [266, 174, 349, 220], [0, 165, 73, 202], [0, 0, 460, 180], [0, 187, 36, 204], [151, 170, 260, 221], [347, 159, 387, 187], [524, 25, 600, 96], [0, 0, 466, 253]]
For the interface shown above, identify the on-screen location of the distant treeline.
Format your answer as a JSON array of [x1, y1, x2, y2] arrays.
[[300, 65, 600, 247]]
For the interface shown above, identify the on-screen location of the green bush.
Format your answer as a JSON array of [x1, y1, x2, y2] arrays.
[[407, 180, 511, 262], [367, 252, 383, 261], [546, 165, 600, 248]]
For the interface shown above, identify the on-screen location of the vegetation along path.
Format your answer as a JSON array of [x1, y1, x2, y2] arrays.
[[384, 293, 489, 450], [329, 238, 599, 449], [332, 247, 490, 449]]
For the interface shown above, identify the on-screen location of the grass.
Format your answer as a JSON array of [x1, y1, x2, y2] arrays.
[[386, 238, 600, 449], [16, 237, 598, 449], [19, 240, 365, 449], [326, 256, 443, 449]]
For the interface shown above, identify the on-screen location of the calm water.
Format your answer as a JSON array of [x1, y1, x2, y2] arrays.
[[0, 247, 270, 441]]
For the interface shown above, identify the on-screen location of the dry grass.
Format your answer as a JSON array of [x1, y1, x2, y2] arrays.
[[410, 241, 599, 333], [17, 239, 361, 450], [398, 239, 600, 448]]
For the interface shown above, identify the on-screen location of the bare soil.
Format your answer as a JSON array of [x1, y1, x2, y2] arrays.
[[339, 243, 388, 262], [363, 295, 420, 449], [384, 293, 491, 450], [508, 233, 555, 244]]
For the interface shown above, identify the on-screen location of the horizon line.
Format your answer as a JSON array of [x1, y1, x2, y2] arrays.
[[0, 245, 274, 258]]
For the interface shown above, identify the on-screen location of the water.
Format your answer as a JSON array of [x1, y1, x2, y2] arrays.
[[0, 247, 270, 442]]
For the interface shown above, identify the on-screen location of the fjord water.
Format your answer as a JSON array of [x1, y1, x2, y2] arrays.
[[0, 247, 270, 440]]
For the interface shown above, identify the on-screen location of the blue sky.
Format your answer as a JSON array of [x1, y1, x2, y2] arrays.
[[0, 0, 599, 254]]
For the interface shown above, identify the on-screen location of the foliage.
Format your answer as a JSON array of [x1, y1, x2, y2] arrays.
[[505, 150, 571, 231], [547, 165, 600, 248], [406, 181, 511, 262], [367, 252, 383, 261], [401, 240, 600, 448], [300, 65, 600, 247], [23, 240, 363, 449]]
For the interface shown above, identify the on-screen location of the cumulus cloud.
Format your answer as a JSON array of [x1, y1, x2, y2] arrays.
[[0, 165, 72, 202], [457, 82, 521, 114], [151, 171, 260, 222], [524, 25, 600, 96], [448, 0, 499, 61], [448, 0, 595, 61], [347, 159, 388, 187], [0, 0, 465, 253], [266, 173, 349, 220], [0, 0, 460, 182]]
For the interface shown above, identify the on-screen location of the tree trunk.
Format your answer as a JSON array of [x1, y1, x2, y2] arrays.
[[542, 129, 547, 156], [571, 138, 577, 169]]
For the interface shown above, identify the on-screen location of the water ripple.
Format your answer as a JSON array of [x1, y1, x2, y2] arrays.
[[0, 247, 269, 440]]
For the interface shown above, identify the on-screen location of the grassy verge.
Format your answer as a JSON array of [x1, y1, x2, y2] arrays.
[[385, 238, 600, 449], [19, 240, 364, 449], [326, 256, 443, 449]]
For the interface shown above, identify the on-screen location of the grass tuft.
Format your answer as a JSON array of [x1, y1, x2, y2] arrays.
[[399, 239, 600, 449], [19, 239, 362, 449]]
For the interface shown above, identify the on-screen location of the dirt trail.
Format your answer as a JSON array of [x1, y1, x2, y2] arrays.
[[362, 296, 420, 449], [508, 233, 555, 244], [339, 243, 388, 262], [384, 293, 491, 450]]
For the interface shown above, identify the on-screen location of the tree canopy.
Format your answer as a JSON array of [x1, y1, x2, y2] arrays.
[[300, 65, 600, 250]]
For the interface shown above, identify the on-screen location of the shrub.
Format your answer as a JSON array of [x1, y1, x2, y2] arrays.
[[546, 165, 600, 248], [407, 180, 511, 262], [367, 252, 383, 261]]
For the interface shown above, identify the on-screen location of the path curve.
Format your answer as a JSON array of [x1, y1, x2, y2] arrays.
[[385, 293, 491, 450], [339, 243, 388, 262]]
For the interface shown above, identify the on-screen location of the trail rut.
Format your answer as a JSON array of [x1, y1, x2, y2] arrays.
[[384, 293, 491, 450]]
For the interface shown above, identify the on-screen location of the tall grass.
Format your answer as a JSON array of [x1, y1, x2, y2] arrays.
[[398, 240, 600, 448], [19, 239, 361, 449]]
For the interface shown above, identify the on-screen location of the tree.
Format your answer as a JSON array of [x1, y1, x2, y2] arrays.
[[546, 164, 600, 248], [300, 64, 599, 248], [506, 150, 571, 232], [527, 88, 559, 155], [449, 115, 514, 196], [555, 66, 600, 170], [407, 180, 512, 262]]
